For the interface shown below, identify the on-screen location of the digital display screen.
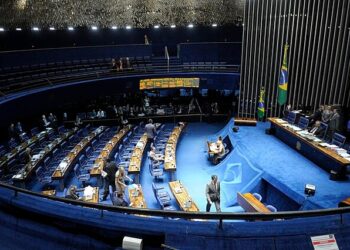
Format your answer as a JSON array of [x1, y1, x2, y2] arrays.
[[140, 78, 200, 90]]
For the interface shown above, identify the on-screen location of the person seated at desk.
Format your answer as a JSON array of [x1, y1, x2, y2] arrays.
[[113, 191, 129, 207], [309, 121, 326, 138], [208, 136, 226, 164], [65, 185, 82, 200], [115, 167, 133, 194], [149, 145, 164, 162]]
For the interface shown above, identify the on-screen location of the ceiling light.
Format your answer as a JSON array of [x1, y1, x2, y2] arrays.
[[0, 27, 4, 32], [212, 23, 217, 27], [16, 27, 22, 31], [91, 26, 98, 30], [68, 26, 74, 31], [49, 27, 55, 31], [154, 25, 160, 29], [170, 24, 176, 28], [111, 26, 117, 30], [126, 25, 132, 30], [188, 24, 194, 28], [32, 27, 39, 31]]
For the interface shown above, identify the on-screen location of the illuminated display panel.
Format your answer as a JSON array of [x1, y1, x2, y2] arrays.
[[140, 78, 199, 90]]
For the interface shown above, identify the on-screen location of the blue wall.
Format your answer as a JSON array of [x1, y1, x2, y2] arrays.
[[1, 186, 350, 249], [0, 44, 152, 68]]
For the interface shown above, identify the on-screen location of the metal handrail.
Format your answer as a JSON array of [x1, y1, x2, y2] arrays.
[[1, 181, 350, 221], [0, 63, 240, 96]]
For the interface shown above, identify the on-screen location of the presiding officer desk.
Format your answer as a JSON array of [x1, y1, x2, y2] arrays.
[[12, 128, 78, 187], [169, 180, 199, 212], [90, 125, 132, 176], [164, 122, 186, 174], [52, 126, 105, 189], [268, 117, 350, 178]]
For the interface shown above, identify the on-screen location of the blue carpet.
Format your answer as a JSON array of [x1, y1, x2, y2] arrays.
[[174, 121, 350, 211]]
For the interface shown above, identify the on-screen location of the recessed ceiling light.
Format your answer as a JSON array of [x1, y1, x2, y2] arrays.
[[126, 25, 132, 30], [212, 23, 218, 27], [0, 27, 4, 32], [16, 27, 22, 31], [68, 26, 74, 31], [32, 27, 39, 31], [111, 26, 117, 30], [154, 25, 160, 29], [91, 26, 98, 30], [188, 24, 194, 28], [170, 24, 176, 28], [49, 27, 55, 31]]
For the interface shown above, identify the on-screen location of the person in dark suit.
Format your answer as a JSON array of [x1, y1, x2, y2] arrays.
[[329, 108, 341, 136], [113, 191, 129, 207], [309, 105, 324, 127], [206, 175, 221, 212], [101, 158, 118, 201], [8, 123, 16, 139], [309, 121, 326, 139]]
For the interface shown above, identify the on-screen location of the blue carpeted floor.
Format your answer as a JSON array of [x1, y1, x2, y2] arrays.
[[169, 121, 350, 211]]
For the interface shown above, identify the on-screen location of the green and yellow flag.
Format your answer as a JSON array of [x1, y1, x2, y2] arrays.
[[278, 44, 289, 105], [257, 87, 265, 119]]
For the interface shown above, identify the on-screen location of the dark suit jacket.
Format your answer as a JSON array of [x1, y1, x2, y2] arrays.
[[104, 162, 117, 183], [206, 181, 220, 202]]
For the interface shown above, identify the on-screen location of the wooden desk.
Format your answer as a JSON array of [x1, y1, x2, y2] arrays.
[[164, 123, 185, 173], [52, 127, 105, 189], [268, 117, 350, 176], [12, 128, 77, 185], [338, 197, 350, 207], [169, 180, 199, 212], [0, 130, 48, 169], [237, 192, 271, 213], [128, 134, 148, 183], [128, 184, 147, 209], [42, 190, 56, 196], [90, 126, 131, 176]]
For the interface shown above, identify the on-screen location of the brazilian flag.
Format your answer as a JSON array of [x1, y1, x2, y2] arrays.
[[257, 87, 265, 119], [278, 44, 289, 105]]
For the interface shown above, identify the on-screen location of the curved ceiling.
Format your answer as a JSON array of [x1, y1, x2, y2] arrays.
[[0, 0, 244, 29]]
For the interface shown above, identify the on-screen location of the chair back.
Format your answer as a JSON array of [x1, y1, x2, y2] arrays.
[[266, 205, 277, 212], [287, 112, 296, 124], [73, 164, 80, 176], [252, 192, 262, 202], [319, 122, 329, 140], [298, 117, 309, 130], [331, 133, 346, 147]]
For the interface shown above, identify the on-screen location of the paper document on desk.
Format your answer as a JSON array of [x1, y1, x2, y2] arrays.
[[59, 162, 68, 171], [319, 143, 330, 147], [84, 186, 94, 200], [174, 187, 182, 194]]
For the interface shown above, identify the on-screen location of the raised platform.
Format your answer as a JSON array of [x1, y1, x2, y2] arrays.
[[234, 117, 257, 126]]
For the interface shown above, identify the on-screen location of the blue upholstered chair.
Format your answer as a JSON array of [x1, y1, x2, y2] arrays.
[[298, 117, 309, 130], [331, 133, 346, 147], [252, 193, 262, 202], [266, 205, 277, 212], [287, 112, 297, 124]]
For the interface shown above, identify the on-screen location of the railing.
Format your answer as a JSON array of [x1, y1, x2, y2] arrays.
[[1, 181, 350, 225], [0, 64, 240, 96]]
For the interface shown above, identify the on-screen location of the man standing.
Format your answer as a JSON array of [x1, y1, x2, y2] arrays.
[[145, 119, 156, 143], [206, 175, 221, 212], [101, 158, 118, 201]]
